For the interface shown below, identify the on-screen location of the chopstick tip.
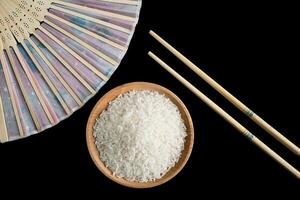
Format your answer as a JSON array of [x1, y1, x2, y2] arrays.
[[149, 30, 156, 37], [148, 51, 153, 56]]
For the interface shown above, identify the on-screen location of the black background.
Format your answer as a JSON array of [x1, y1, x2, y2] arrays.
[[1, 0, 299, 196]]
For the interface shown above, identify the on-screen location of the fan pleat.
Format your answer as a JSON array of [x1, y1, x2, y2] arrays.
[[2, 51, 37, 138], [41, 21, 115, 76], [34, 30, 95, 96], [0, 62, 16, 141], [48, 8, 129, 46], [46, 15, 123, 61], [38, 26, 103, 90], [26, 36, 80, 114], [7, 47, 44, 131], [21, 40, 72, 116], [57, 1, 136, 22], [15, 45, 57, 126], [48, 12, 125, 51], [18, 44, 66, 122], [51, 4, 130, 34], [33, 32, 93, 102], [55, 2, 135, 30], [65, 0, 141, 11], [27, 38, 82, 110]]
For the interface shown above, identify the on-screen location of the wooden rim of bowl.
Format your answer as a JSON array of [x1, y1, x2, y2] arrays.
[[86, 82, 194, 188]]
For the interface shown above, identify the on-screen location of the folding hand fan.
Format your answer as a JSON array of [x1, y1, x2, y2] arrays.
[[0, 0, 141, 142]]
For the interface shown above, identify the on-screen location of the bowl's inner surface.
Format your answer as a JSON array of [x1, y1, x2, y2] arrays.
[[86, 82, 194, 188]]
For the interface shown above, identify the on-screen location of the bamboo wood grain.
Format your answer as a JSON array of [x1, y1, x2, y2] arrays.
[[0, 0, 33, 43], [0, 52, 5, 142], [0, 92, 8, 143], [148, 52, 300, 179], [3, 0, 40, 35], [28, 38, 82, 107], [0, 5, 21, 47], [149, 30, 300, 156]]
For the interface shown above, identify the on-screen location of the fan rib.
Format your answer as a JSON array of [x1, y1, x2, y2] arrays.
[[47, 13, 126, 51], [6, 50, 41, 131], [0, 92, 8, 142], [13, 46, 56, 125], [56, 1, 136, 22], [99, 0, 141, 5], [0, 53, 24, 136], [33, 30, 96, 95], [44, 18, 118, 67], [50, 5, 131, 34], [28, 38, 82, 107], [21, 41, 71, 115]]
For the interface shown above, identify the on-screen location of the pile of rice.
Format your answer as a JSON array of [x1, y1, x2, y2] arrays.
[[93, 90, 187, 182]]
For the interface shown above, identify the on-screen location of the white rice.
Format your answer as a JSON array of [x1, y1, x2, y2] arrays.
[[93, 90, 187, 182]]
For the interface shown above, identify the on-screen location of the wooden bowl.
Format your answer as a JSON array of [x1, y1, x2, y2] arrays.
[[86, 82, 194, 188]]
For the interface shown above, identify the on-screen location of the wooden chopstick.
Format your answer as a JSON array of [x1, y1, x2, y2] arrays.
[[148, 51, 300, 179], [149, 30, 300, 157]]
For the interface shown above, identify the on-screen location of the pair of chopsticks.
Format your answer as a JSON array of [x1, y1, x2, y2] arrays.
[[148, 30, 300, 179]]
